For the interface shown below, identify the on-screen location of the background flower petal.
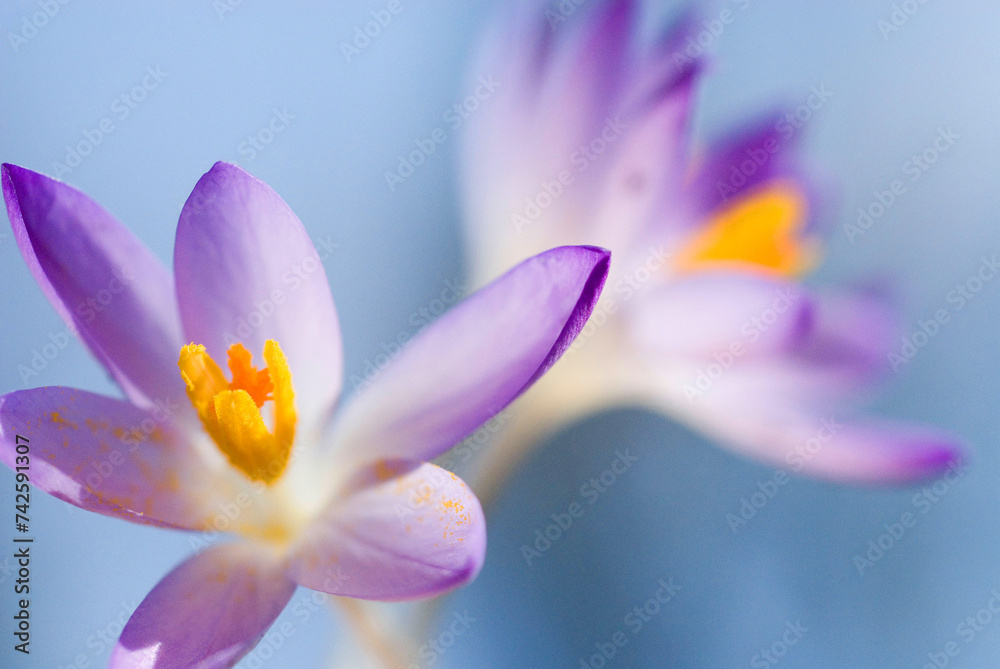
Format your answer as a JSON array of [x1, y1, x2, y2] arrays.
[[630, 273, 817, 360], [459, 1, 633, 279], [1, 163, 186, 410], [174, 161, 343, 432], [329, 245, 609, 465], [286, 461, 485, 601], [109, 543, 296, 669]]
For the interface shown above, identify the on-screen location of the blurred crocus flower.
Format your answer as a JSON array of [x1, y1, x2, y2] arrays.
[[0, 162, 609, 667], [459, 0, 962, 488]]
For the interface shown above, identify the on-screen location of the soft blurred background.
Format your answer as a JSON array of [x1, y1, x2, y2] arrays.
[[0, 1, 997, 667]]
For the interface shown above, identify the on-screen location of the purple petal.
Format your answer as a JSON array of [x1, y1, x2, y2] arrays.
[[0, 387, 236, 530], [174, 162, 343, 430], [621, 10, 703, 112], [287, 462, 485, 601], [588, 66, 699, 251], [783, 420, 964, 483], [330, 245, 610, 464], [689, 115, 796, 213], [630, 273, 816, 360], [459, 1, 634, 270], [687, 405, 963, 483], [534, 0, 634, 168], [110, 543, 296, 669], [1, 164, 185, 409]]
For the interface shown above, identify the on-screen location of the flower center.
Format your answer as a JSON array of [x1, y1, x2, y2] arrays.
[[675, 182, 818, 277], [178, 340, 297, 484]]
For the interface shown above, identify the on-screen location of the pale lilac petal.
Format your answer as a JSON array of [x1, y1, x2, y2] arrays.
[[330, 246, 610, 464], [110, 543, 296, 669], [799, 289, 897, 383], [287, 462, 485, 601], [1, 164, 185, 409], [675, 395, 963, 483], [622, 11, 701, 111], [779, 420, 963, 483], [588, 64, 700, 253], [174, 162, 343, 430], [630, 274, 816, 360], [459, 1, 633, 275], [0, 387, 230, 530], [534, 0, 634, 172]]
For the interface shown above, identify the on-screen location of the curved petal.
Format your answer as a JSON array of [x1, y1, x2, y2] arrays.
[[778, 420, 963, 483], [589, 63, 700, 253], [330, 246, 610, 464], [110, 543, 296, 669], [459, 1, 633, 279], [174, 162, 343, 430], [1, 164, 185, 409], [644, 355, 962, 483], [689, 115, 796, 213], [0, 387, 232, 530], [534, 0, 634, 176], [630, 273, 816, 360], [287, 462, 485, 601], [676, 395, 962, 483]]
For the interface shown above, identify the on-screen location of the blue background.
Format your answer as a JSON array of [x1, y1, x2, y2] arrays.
[[0, 1, 997, 667]]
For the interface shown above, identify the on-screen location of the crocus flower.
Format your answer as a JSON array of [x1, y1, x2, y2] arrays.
[[0, 161, 609, 667], [458, 0, 962, 490]]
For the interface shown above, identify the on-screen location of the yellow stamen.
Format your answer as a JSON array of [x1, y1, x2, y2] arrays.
[[227, 343, 273, 407], [178, 340, 297, 484], [675, 181, 818, 277]]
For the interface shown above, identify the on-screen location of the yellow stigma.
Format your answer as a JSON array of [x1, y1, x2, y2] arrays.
[[178, 340, 297, 484], [675, 181, 819, 277]]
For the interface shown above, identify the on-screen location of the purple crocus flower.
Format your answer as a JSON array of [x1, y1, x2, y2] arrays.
[[0, 161, 609, 667], [460, 0, 962, 487]]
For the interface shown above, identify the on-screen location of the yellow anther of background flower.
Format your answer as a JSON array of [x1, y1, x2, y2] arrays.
[[676, 182, 819, 277]]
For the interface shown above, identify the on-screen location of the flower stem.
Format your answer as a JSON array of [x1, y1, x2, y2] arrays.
[[335, 598, 411, 669]]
